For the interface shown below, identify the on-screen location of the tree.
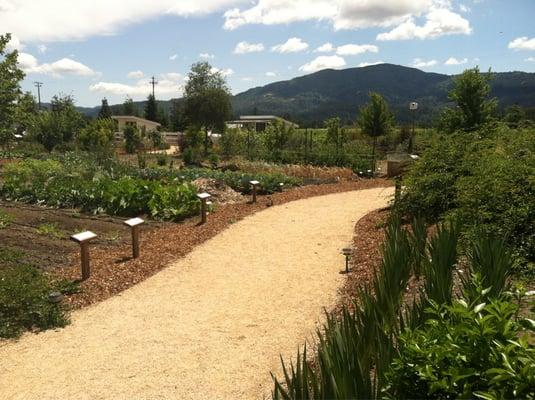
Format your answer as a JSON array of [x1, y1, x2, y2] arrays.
[[15, 92, 37, 135], [144, 94, 158, 122], [184, 62, 232, 155], [0, 33, 25, 149], [49, 93, 85, 142], [358, 92, 394, 173], [76, 118, 115, 153], [438, 67, 497, 133], [122, 96, 137, 116], [325, 117, 347, 154], [169, 99, 187, 132], [156, 107, 169, 129], [123, 125, 143, 154], [98, 97, 112, 119]]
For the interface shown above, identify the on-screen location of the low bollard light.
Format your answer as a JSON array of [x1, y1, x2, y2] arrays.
[[48, 291, 63, 304], [341, 247, 352, 274], [279, 182, 284, 191], [197, 192, 212, 224], [249, 180, 260, 203], [70, 231, 97, 281], [124, 217, 144, 259]]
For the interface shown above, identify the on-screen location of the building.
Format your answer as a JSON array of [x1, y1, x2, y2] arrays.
[[226, 115, 299, 132], [112, 115, 161, 132]]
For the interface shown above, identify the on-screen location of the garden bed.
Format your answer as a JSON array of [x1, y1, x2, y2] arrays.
[[6, 179, 391, 310]]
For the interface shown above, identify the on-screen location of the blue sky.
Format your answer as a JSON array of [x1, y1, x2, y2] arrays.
[[2, 0, 534, 107]]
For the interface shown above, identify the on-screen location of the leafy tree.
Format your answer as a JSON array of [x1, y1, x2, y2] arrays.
[[169, 99, 187, 131], [123, 125, 143, 154], [14, 92, 37, 135], [263, 120, 292, 160], [76, 118, 115, 153], [144, 94, 158, 122], [0, 33, 25, 149], [30, 111, 66, 151], [122, 96, 137, 116], [49, 93, 86, 142], [358, 92, 394, 173], [156, 107, 169, 129], [184, 62, 232, 155], [438, 67, 497, 133], [98, 97, 112, 119]]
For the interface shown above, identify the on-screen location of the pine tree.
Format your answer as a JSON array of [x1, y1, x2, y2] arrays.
[[122, 96, 136, 116], [144, 94, 158, 122], [98, 97, 112, 119]]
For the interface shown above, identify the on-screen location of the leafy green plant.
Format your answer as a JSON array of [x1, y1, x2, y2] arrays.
[[0, 265, 69, 339], [36, 222, 64, 239], [0, 209, 13, 229], [384, 287, 535, 399]]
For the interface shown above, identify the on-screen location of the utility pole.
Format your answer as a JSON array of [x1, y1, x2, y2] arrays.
[[34, 81, 43, 110], [149, 76, 158, 98]]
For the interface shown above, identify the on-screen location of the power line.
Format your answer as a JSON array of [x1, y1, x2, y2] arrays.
[[34, 81, 43, 110], [149, 76, 158, 98]]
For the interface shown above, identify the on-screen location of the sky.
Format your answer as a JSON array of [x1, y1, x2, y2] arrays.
[[1, 0, 534, 107]]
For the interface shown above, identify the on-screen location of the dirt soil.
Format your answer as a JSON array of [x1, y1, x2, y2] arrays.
[[0, 186, 393, 400]]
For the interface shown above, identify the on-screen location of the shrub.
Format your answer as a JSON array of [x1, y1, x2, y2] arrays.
[[76, 118, 115, 153], [0, 264, 69, 338], [123, 125, 143, 154], [0, 209, 13, 229], [384, 294, 535, 399]]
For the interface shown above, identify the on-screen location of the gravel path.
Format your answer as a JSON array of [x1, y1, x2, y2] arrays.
[[0, 187, 393, 400]]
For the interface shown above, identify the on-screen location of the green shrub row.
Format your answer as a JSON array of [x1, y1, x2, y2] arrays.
[[0, 158, 200, 221]]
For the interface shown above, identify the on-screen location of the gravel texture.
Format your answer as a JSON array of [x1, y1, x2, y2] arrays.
[[0, 187, 393, 400]]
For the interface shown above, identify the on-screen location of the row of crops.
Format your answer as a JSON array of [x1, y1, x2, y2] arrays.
[[0, 153, 301, 221]]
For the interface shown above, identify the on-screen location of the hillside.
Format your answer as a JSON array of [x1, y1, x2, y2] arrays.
[[79, 64, 535, 127]]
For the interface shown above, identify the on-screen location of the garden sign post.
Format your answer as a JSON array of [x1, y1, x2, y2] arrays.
[[197, 192, 212, 224], [124, 217, 144, 259], [70, 231, 97, 281], [249, 180, 260, 203]]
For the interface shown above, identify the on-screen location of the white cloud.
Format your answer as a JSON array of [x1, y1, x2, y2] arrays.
[[508, 37, 535, 51], [127, 70, 144, 79], [336, 44, 378, 56], [526, 57, 535, 62], [199, 53, 215, 59], [1, 0, 243, 43], [233, 41, 265, 54], [314, 42, 335, 53], [37, 44, 47, 54], [377, 8, 471, 40], [411, 58, 437, 68], [299, 55, 346, 72], [272, 37, 309, 53], [18, 52, 96, 77], [169, 54, 178, 61], [210, 67, 234, 77], [358, 61, 384, 67], [241, 77, 254, 81], [459, 4, 470, 13], [89, 71, 184, 98], [6, 34, 22, 51], [223, 0, 436, 31], [266, 71, 277, 77], [444, 57, 468, 65]]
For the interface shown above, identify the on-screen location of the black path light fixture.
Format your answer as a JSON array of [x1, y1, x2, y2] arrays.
[[249, 180, 260, 203], [197, 192, 212, 224], [70, 231, 97, 281], [341, 246, 352, 274], [124, 217, 144, 259]]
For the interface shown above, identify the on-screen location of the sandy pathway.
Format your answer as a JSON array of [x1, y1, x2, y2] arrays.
[[0, 187, 393, 400]]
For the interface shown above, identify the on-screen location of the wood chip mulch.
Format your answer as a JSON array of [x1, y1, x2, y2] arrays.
[[58, 179, 392, 310], [334, 209, 389, 314]]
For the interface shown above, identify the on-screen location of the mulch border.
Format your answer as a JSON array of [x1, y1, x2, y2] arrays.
[[58, 179, 393, 309]]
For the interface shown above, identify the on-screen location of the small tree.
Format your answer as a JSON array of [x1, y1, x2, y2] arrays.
[[170, 99, 187, 132], [0, 33, 25, 150], [184, 62, 232, 155], [76, 118, 115, 153], [358, 92, 394, 173], [123, 125, 143, 154], [98, 98, 112, 119], [122, 96, 137, 116], [30, 111, 65, 151], [438, 67, 497, 133], [144, 94, 158, 122]]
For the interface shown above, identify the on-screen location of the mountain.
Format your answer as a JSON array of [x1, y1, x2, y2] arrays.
[[78, 64, 535, 127]]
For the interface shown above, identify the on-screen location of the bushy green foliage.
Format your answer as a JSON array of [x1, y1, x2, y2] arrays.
[[398, 126, 535, 269], [76, 118, 115, 152], [0, 156, 200, 221], [0, 264, 69, 338], [0, 209, 13, 229], [385, 295, 535, 399], [123, 125, 143, 154]]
